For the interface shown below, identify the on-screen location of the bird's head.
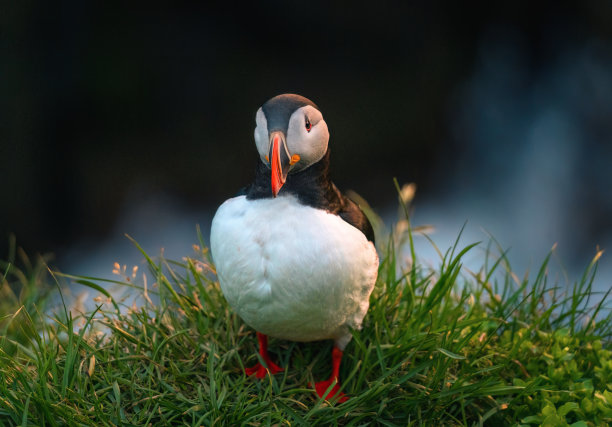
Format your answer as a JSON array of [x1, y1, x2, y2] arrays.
[[254, 94, 329, 197]]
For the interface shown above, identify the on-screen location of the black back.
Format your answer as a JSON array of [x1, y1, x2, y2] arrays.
[[243, 149, 375, 244]]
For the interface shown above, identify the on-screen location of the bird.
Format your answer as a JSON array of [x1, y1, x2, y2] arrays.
[[210, 94, 379, 402]]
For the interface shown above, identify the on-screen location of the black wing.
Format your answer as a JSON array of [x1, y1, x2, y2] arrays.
[[338, 195, 375, 244]]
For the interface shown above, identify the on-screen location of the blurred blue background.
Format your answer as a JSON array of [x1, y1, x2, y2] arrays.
[[2, 2, 611, 292]]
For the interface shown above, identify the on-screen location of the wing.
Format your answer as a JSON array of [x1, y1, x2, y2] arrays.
[[326, 182, 375, 244], [338, 193, 375, 244], [326, 180, 375, 244]]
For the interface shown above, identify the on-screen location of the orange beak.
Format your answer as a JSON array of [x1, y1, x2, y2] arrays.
[[269, 131, 290, 197]]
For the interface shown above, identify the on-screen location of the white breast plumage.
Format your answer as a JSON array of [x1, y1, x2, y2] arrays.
[[210, 194, 378, 349]]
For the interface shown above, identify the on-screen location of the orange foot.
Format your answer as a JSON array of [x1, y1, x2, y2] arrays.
[[245, 360, 284, 378], [245, 332, 284, 378], [314, 378, 348, 403], [312, 346, 349, 402]]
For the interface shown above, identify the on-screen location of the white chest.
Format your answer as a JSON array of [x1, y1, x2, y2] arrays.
[[210, 195, 378, 346]]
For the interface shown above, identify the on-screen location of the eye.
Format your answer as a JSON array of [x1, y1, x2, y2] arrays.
[[305, 116, 312, 132]]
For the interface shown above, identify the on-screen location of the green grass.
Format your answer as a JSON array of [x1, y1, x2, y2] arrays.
[[1, 195, 611, 426]]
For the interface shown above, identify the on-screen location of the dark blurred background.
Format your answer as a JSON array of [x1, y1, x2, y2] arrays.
[[2, 2, 611, 286]]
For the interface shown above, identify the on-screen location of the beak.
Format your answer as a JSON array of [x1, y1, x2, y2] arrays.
[[269, 131, 291, 197]]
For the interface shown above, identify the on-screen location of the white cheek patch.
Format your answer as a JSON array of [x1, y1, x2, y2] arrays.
[[254, 108, 269, 161], [286, 107, 329, 171]]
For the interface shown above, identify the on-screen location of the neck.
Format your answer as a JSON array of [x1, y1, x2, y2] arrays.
[[245, 149, 340, 210]]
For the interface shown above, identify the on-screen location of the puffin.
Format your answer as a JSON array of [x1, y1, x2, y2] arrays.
[[210, 94, 379, 402]]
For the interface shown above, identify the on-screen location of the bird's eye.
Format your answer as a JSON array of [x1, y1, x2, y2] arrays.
[[305, 117, 312, 132]]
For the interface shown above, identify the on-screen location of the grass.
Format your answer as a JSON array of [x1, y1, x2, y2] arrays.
[[1, 191, 611, 426]]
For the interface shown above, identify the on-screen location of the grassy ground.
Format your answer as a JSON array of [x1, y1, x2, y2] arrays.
[[1, 196, 611, 426]]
